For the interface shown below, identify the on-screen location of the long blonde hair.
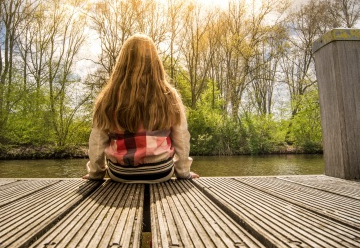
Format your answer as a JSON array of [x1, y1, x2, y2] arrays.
[[93, 34, 182, 133]]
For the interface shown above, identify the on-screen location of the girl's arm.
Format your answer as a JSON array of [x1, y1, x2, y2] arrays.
[[85, 127, 110, 180], [170, 102, 194, 179]]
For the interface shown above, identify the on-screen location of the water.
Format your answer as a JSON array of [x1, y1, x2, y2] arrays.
[[191, 154, 324, 177], [0, 154, 324, 178]]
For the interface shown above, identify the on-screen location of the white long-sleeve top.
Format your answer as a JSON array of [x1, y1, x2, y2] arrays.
[[86, 108, 192, 180]]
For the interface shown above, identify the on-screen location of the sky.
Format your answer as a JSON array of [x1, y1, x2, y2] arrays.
[[197, 0, 229, 8], [197, 0, 307, 9]]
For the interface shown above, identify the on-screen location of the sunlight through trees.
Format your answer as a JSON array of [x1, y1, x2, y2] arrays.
[[1, 0, 359, 154]]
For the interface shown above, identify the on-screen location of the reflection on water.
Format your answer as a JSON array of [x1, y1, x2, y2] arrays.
[[191, 154, 324, 177], [0, 154, 324, 178], [0, 159, 88, 178]]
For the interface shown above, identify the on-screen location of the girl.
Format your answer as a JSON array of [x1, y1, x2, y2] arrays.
[[82, 34, 199, 183]]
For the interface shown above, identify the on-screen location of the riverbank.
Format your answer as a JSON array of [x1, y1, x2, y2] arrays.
[[0, 145, 89, 159], [0, 144, 321, 160]]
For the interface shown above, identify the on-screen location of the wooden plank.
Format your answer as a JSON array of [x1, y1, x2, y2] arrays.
[[0, 179, 101, 248], [0, 179, 60, 206], [0, 179, 16, 186], [193, 177, 360, 248], [150, 179, 265, 248], [235, 176, 360, 229], [30, 180, 144, 248], [279, 175, 360, 200]]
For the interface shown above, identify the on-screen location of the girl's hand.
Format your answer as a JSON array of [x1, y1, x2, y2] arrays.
[[82, 174, 90, 180], [190, 171, 199, 179]]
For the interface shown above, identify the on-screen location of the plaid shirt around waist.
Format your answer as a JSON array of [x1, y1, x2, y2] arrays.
[[105, 129, 175, 166]]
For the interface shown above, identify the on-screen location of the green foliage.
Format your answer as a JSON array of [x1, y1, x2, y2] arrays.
[[188, 84, 245, 155], [288, 89, 323, 153], [1, 72, 323, 157], [65, 118, 92, 146], [6, 112, 52, 145], [241, 113, 287, 154], [0, 74, 92, 148], [188, 108, 290, 155], [187, 84, 222, 155], [0, 0, 329, 159], [3, 86, 52, 145], [166, 66, 192, 107], [187, 81, 322, 155], [188, 108, 217, 155]]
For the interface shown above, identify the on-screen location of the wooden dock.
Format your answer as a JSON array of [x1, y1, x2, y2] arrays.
[[1, 175, 360, 247]]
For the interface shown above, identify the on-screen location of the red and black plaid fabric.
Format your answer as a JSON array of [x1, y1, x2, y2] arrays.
[[105, 129, 174, 166]]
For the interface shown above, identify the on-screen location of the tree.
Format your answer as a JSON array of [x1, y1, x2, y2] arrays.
[[16, 0, 91, 146], [281, 0, 331, 117], [87, 0, 131, 78], [325, 0, 360, 28], [213, 0, 289, 117], [0, 0, 37, 141], [17, 1, 51, 107], [46, 0, 88, 146], [163, 0, 187, 87], [134, 0, 167, 46], [87, 0, 168, 89], [0, 0, 330, 153], [179, 2, 216, 109], [248, 23, 287, 115]]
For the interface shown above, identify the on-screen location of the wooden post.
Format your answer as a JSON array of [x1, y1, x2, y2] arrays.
[[313, 29, 360, 180]]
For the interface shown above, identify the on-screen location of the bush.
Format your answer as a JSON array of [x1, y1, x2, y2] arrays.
[[241, 113, 287, 154], [288, 90, 323, 153]]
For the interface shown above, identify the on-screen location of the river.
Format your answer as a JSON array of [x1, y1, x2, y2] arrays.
[[0, 154, 324, 178]]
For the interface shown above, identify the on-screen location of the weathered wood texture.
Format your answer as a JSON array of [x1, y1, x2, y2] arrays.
[[1, 176, 360, 248], [0, 179, 59, 207], [0, 179, 101, 248], [30, 181, 144, 248], [150, 179, 264, 248], [193, 176, 360, 248], [0, 179, 16, 186], [313, 29, 360, 179]]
